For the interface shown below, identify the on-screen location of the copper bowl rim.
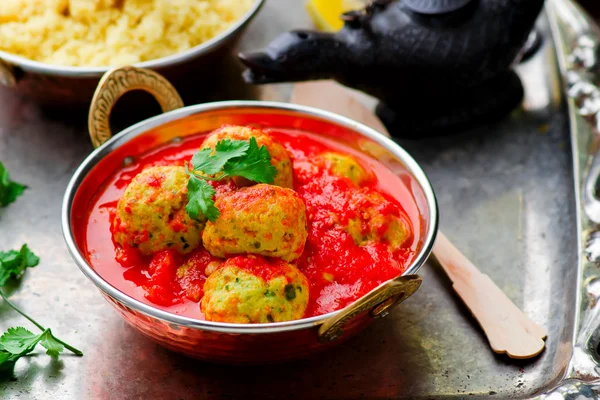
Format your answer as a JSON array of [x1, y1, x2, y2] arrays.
[[61, 101, 439, 334], [0, 0, 264, 77]]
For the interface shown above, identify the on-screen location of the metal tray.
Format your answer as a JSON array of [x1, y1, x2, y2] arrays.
[[0, 0, 598, 398]]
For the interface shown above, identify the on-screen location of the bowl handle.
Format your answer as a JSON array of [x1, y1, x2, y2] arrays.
[[318, 274, 422, 343], [88, 66, 184, 148], [0, 58, 17, 87]]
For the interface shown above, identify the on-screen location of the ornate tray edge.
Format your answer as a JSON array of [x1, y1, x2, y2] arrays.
[[540, 0, 600, 398]]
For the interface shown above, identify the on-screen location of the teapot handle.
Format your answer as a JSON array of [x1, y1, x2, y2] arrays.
[[88, 66, 184, 148]]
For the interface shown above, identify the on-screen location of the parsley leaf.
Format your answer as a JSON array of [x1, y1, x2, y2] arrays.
[[0, 245, 82, 374], [0, 347, 20, 373], [0, 327, 41, 354], [222, 137, 277, 183], [0, 349, 15, 364], [0, 245, 40, 286], [190, 148, 219, 175], [39, 330, 64, 358], [0, 348, 12, 364], [186, 177, 219, 221], [0, 162, 26, 207], [186, 136, 277, 222], [0, 326, 68, 367], [215, 138, 252, 160], [191, 139, 250, 175]]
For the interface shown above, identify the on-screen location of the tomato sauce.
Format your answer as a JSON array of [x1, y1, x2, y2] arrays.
[[81, 128, 423, 320]]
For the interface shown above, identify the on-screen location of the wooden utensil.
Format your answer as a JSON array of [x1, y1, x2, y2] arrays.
[[291, 81, 389, 136], [290, 80, 547, 359], [433, 232, 547, 359]]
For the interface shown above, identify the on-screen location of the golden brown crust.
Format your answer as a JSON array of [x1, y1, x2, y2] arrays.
[[202, 184, 308, 262]]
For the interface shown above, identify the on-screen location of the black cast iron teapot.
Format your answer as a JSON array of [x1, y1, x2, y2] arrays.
[[239, 0, 546, 138]]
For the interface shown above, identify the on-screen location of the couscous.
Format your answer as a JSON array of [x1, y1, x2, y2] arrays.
[[0, 0, 254, 66]]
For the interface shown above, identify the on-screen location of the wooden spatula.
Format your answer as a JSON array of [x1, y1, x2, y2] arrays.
[[290, 80, 547, 359]]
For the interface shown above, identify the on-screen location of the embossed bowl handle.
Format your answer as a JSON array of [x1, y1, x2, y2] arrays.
[[88, 66, 184, 148], [318, 275, 422, 343], [0, 58, 17, 87]]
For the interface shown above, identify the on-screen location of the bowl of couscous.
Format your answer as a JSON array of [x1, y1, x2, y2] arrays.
[[0, 0, 264, 105]]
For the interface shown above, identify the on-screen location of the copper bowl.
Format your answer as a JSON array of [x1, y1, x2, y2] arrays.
[[61, 67, 439, 364], [0, 0, 264, 107]]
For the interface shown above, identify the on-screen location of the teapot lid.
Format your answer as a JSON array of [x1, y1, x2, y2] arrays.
[[403, 0, 474, 14]]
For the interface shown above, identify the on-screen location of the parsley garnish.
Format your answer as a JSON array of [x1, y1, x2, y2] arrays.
[[186, 137, 277, 222], [0, 162, 26, 207], [0, 245, 82, 373], [0, 244, 39, 285], [186, 177, 219, 221], [284, 284, 297, 301]]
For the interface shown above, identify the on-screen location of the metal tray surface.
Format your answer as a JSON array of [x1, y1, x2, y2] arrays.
[[0, 0, 595, 398]]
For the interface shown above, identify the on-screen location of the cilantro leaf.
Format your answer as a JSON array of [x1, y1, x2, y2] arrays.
[[0, 349, 15, 364], [0, 327, 41, 354], [0, 247, 82, 374], [191, 148, 222, 175], [185, 135, 277, 222], [186, 177, 220, 221], [222, 137, 277, 184], [19, 246, 39, 269], [0, 348, 20, 373], [191, 139, 250, 175], [0, 245, 40, 286], [0, 162, 26, 207], [39, 330, 64, 358], [0, 327, 70, 372], [214, 139, 251, 163]]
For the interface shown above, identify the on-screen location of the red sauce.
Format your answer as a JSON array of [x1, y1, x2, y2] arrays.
[[79, 128, 423, 320], [225, 255, 297, 282]]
